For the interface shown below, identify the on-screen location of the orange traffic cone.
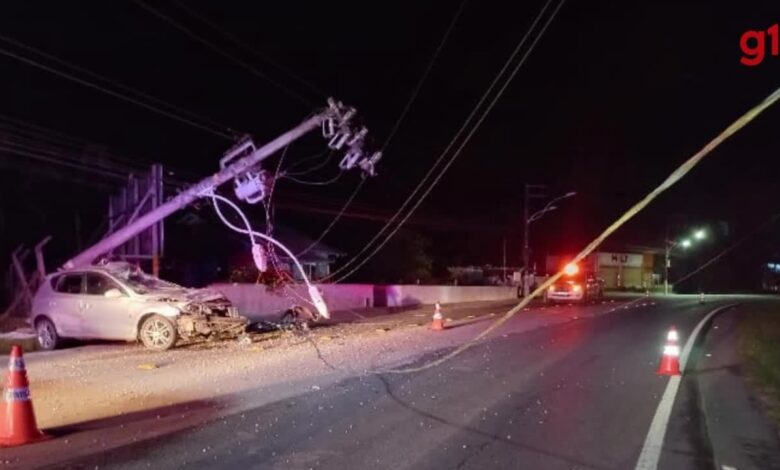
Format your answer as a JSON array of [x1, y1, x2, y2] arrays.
[[657, 326, 681, 376], [0, 345, 47, 447], [430, 303, 445, 331]]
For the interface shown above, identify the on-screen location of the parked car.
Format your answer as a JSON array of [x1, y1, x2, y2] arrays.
[[544, 263, 605, 304], [31, 261, 248, 351]]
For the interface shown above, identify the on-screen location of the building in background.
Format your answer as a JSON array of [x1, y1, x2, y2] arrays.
[[546, 248, 659, 289]]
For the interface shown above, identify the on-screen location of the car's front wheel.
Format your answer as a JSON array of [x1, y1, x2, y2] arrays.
[[35, 317, 59, 350], [139, 314, 178, 350]]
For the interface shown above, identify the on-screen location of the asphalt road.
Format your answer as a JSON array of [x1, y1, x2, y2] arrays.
[[44, 295, 776, 470]]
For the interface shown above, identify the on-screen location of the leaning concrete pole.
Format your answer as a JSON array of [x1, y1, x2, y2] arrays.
[[64, 113, 326, 269]]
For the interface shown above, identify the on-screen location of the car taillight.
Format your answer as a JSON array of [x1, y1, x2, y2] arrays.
[[572, 284, 582, 292]]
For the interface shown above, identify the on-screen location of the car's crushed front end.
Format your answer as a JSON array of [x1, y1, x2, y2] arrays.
[[172, 289, 248, 341], [106, 261, 249, 343]]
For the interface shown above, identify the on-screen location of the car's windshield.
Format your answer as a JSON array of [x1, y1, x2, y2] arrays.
[[111, 267, 181, 294]]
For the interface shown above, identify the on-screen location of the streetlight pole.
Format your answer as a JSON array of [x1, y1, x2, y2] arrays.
[[522, 185, 576, 297], [522, 185, 531, 296], [664, 241, 671, 295], [664, 228, 707, 295]]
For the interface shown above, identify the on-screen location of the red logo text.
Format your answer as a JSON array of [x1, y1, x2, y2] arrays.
[[740, 24, 779, 66]]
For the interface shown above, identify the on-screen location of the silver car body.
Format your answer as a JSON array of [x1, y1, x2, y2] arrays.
[[31, 262, 247, 343]]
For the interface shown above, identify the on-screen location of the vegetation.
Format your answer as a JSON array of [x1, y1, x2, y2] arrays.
[[737, 310, 780, 425]]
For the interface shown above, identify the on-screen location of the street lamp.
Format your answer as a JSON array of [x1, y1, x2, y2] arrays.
[[664, 227, 707, 295], [522, 188, 576, 297]]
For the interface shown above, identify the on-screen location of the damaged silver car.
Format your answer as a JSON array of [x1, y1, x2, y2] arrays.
[[31, 261, 248, 351]]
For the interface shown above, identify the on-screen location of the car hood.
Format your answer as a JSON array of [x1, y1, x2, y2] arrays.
[[144, 288, 231, 304]]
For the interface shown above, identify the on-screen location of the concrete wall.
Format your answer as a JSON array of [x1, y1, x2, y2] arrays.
[[210, 283, 517, 321]]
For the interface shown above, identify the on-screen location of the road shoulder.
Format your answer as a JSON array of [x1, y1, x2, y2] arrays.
[[695, 306, 780, 469]]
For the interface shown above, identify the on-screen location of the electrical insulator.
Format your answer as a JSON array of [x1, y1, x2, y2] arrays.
[[251, 244, 267, 272], [339, 148, 362, 170], [322, 118, 335, 138], [358, 151, 382, 176], [328, 132, 350, 150], [347, 127, 368, 147]]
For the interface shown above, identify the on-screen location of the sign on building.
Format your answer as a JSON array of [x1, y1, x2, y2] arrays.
[[597, 252, 643, 268]]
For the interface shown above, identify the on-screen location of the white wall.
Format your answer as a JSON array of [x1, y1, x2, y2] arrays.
[[210, 283, 517, 321]]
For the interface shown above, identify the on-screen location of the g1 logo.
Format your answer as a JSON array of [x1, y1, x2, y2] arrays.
[[740, 24, 778, 66]]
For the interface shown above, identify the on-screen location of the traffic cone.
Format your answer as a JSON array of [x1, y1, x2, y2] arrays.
[[430, 303, 445, 331], [657, 326, 681, 376], [0, 345, 47, 447]]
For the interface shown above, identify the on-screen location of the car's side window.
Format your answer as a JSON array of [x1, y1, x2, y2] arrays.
[[55, 274, 83, 294], [85, 273, 121, 296]]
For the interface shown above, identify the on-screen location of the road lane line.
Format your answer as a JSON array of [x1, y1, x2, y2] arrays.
[[634, 303, 739, 470]]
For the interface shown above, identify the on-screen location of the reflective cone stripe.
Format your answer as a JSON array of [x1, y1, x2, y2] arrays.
[[430, 303, 445, 331], [3, 388, 31, 402], [666, 327, 679, 343], [657, 327, 682, 376], [9, 357, 25, 372], [663, 344, 680, 357]]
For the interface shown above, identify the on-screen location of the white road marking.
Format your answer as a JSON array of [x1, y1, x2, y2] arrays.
[[634, 304, 739, 470], [721, 465, 737, 470]]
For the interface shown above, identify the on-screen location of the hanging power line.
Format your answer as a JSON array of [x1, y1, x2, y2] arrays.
[[324, 0, 562, 282], [133, 0, 313, 107], [168, 0, 327, 99], [381, 0, 468, 151], [385, 83, 780, 375], [0, 48, 234, 139], [0, 33, 236, 137], [279, 0, 468, 268], [295, 179, 365, 257], [283, 151, 333, 177], [283, 172, 342, 186]]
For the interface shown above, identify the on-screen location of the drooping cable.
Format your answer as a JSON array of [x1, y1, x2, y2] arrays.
[[381, 0, 468, 151], [0, 33, 235, 137], [382, 83, 780, 374], [295, 179, 365, 258], [0, 43, 233, 139], [133, 0, 313, 107], [324, 0, 561, 282], [169, 0, 327, 99], [205, 191, 330, 318]]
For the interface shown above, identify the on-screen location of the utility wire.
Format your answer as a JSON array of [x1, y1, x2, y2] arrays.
[[284, 172, 342, 186], [381, 0, 468, 151], [384, 83, 780, 374], [0, 45, 233, 139], [133, 0, 313, 107], [295, 179, 365, 257], [169, 0, 326, 99], [0, 34, 235, 136], [675, 213, 780, 286], [284, 151, 333, 177], [324, 0, 560, 282]]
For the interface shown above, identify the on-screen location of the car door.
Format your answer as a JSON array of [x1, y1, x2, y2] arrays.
[[48, 273, 86, 337], [80, 272, 133, 340]]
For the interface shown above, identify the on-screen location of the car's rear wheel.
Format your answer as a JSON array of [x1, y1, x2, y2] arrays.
[[35, 318, 59, 350], [139, 315, 178, 350]]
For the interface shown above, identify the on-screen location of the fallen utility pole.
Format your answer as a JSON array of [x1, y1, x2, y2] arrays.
[[65, 99, 375, 269]]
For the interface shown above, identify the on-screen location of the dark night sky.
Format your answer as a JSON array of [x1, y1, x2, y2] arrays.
[[1, 1, 780, 288]]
